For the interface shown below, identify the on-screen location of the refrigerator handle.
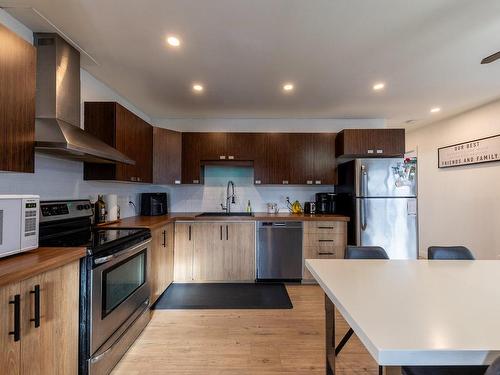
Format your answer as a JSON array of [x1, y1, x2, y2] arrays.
[[360, 199, 367, 231], [361, 165, 368, 197]]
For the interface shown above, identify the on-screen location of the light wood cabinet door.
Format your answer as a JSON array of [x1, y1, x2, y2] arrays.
[[0, 282, 21, 374], [174, 223, 194, 281], [224, 223, 255, 281], [150, 224, 175, 303], [193, 223, 225, 281], [20, 260, 79, 375]]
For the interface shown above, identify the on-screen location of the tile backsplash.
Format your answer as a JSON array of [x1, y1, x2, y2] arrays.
[[169, 166, 334, 212]]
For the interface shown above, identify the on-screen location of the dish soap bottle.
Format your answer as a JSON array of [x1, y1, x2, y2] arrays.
[[246, 200, 252, 213]]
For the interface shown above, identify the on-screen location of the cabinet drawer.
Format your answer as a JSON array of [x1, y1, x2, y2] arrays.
[[304, 245, 344, 259], [303, 233, 345, 247], [303, 221, 346, 234]]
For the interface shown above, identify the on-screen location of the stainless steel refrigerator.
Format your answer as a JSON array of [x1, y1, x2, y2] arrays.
[[337, 158, 418, 259]]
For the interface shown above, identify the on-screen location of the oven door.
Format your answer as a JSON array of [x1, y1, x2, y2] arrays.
[[90, 239, 151, 355]]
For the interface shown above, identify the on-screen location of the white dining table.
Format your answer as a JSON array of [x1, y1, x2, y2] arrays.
[[305, 259, 500, 375]]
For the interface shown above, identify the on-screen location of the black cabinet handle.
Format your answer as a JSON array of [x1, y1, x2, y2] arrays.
[[318, 252, 335, 255], [318, 239, 335, 242], [318, 226, 334, 230], [188, 225, 191, 241], [220, 225, 223, 240], [9, 294, 20, 341], [226, 225, 228, 241], [30, 284, 40, 328], [162, 230, 166, 247]]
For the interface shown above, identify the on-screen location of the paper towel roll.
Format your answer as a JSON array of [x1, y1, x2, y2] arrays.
[[104, 194, 118, 221]]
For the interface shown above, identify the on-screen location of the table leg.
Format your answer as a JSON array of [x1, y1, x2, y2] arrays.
[[325, 294, 335, 374], [382, 366, 402, 375]]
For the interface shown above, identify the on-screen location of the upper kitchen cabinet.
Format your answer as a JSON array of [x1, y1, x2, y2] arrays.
[[83, 102, 153, 183], [266, 133, 291, 185], [153, 127, 182, 185], [313, 133, 337, 185], [335, 129, 405, 159], [284, 133, 337, 185], [0, 24, 36, 173]]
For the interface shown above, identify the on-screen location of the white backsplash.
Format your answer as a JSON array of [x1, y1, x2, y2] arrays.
[[169, 166, 334, 213], [0, 155, 167, 218]]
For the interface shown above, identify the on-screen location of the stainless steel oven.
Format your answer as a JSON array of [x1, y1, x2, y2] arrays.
[[89, 238, 151, 374]]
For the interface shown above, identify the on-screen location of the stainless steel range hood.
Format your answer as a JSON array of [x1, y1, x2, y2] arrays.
[[34, 33, 134, 165]]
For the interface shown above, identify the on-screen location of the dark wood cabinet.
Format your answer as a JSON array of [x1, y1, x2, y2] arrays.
[[288, 133, 314, 185], [0, 24, 36, 173], [336, 129, 405, 158], [83, 102, 152, 183], [313, 133, 337, 185], [181, 133, 203, 184], [153, 127, 182, 185], [266, 133, 291, 185]]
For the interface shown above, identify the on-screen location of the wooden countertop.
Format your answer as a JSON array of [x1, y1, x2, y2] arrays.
[[0, 247, 87, 287], [105, 212, 349, 229]]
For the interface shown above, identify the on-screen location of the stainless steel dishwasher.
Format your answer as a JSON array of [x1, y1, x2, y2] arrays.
[[257, 221, 303, 281]]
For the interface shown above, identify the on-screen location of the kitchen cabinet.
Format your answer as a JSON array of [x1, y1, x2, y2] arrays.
[[153, 127, 182, 185], [173, 223, 194, 281], [181, 133, 203, 184], [223, 222, 255, 281], [313, 133, 337, 185], [0, 260, 79, 374], [0, 24, 36, 173], [289, 133, 314, 185], [193, 222, 226, 280], [335, 129, 405, 158], [83, 102, 153, 183], [150, 223, 174, 304], [175, 222, 255, 282], [302, 221, 347, 281], [266, 133, 291, 185]]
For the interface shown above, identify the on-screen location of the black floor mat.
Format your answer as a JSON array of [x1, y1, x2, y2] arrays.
[[153, 283, 293, 309]]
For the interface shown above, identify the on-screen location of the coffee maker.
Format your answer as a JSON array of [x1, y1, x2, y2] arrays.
[[315, 193, 336, 214]]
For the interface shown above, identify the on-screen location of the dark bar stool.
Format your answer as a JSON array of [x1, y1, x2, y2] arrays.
[[428, 246, 475, 260], [335, 246, 389, 366], [403, 245, 483, 375]]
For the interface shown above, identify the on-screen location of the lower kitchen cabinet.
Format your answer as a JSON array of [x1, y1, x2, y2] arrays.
[[0, 260, 79, 374], [223, 223, 255, 281], [303, 221, 347, 281], [174, 222, 194, 281], [150, 223, 174, 304], [174, 222, 255, 282]]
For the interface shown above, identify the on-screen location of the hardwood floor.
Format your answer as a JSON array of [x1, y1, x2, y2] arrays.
[[112, 285, 378, 374]]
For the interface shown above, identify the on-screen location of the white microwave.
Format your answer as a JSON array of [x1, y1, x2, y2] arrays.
[[0, 195, 39, 258]]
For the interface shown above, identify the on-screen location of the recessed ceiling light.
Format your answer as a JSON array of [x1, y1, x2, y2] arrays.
[[283, 83, 294, 92], [166, 35, 181, 47], [192, 84, 204, 93], [373, 82, 385, 91], [430, 107, 441, 113]]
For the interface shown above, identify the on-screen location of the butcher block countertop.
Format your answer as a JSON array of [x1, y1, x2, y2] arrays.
[[105, 212, 349, 229], [0, 247, 87, 287]]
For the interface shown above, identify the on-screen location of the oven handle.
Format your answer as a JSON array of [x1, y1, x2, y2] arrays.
[[94, 239, 151, 265]]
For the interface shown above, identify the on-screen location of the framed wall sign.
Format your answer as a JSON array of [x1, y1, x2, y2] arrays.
[[438, 134, 500, 168]]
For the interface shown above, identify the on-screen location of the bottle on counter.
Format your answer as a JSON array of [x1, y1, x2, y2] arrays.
[[246, 200, 252, 213], [95, 195, 107, 224]]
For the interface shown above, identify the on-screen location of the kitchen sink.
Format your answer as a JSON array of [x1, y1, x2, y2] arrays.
[[197, 212, 254, 217]]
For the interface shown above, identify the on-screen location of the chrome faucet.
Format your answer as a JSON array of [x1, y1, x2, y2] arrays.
[[221, 180, 236, 213]]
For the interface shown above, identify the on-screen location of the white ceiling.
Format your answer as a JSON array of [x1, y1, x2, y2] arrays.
[[4, 0, 500, 126]]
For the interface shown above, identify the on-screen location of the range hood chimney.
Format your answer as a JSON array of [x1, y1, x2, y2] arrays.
[[34, 33, 134, 165]]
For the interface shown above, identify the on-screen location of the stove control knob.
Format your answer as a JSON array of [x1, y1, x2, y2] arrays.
[[77, 205, 84, 210], [84, 204, 91, 210]]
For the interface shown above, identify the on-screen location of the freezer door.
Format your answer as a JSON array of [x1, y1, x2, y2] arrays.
[[355, 158, 417, 197], [356, 197, 418, 259]]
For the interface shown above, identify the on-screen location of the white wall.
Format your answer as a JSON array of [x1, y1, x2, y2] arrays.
[[406, 99, 500, 260], [154, 118, 384, 132], [0, 10, 166, 218], [169, 166, 333, 212]]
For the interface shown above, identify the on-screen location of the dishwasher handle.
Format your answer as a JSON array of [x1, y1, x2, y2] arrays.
[[259, 221, 302, 229]]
